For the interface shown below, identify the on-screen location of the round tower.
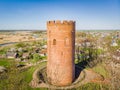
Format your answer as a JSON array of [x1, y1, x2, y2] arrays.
[[47, 20, 75, 86]]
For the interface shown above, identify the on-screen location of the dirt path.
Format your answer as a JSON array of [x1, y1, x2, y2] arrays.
[[30, 67, 110, 89], [80, 69, 109, 84]]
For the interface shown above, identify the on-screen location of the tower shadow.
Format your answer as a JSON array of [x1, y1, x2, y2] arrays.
[[75, 50, 101, 80]]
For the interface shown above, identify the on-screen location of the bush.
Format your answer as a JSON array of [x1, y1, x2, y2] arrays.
[[39, 56, 46, 60], [15, 42, 26, 48], [18, 52, 23, 58], [0, 48, 8, 55], [33, 53, 40, 62]]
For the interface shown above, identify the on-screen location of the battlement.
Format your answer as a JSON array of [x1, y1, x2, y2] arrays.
[[47, 20, 75, 25]]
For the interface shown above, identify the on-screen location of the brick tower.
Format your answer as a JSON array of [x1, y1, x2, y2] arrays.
[[47, 20, 75, 86]]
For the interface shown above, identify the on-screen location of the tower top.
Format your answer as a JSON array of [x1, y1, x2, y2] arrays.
[[47, 20, 75, 25]]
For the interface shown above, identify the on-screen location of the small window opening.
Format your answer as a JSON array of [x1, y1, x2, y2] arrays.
[[65, 38, 69, 46], [61, 52, 63, 55], [53, 39, 56, 45]]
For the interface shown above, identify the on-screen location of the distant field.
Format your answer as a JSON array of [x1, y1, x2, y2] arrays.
[[0, 30, 47, 45]]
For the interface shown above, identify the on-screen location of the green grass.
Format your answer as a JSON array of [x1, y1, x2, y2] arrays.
[[78, 83, 110, 90], [0, 58, 14, 67], [97, 49, 103, 55], [19, 61, 26, 65], [22, 62, 47, 83], [92, 63, 108, 78], [26, 87, 47, 90], [21, 62, 47, 90], [0, 48, 7, 55], [23, 66, 37, 82], [0, 60, 47, 90]]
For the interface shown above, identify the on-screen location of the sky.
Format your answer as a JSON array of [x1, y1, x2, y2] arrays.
[[0, 0, 120, 30]]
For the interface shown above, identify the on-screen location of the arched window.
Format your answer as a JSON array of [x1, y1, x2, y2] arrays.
[[65, 38, 69, 46], [53, 39, 56, 45], [61, 52, 63, 55]]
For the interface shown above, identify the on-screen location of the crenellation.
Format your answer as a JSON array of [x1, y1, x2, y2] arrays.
[[47, 20, 75, 26], [63, 20, 68, 24], [50, 21, 55, 25], [69, 21, 75, 25], [56, 20, 61, 24]]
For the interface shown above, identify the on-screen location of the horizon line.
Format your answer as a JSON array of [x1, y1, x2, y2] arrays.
[[0, 29, 120, 31]]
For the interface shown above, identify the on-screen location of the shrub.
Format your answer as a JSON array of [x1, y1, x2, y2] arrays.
[[15, 42, 26, 48], [33, 53, 40, 62]]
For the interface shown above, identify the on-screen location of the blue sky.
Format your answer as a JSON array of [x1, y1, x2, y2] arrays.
[[0, 0, 120, 30]]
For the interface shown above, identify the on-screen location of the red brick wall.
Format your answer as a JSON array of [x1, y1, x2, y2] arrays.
[[47, 20, 75, 86]]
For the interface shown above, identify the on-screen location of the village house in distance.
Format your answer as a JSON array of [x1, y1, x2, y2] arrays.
[[47, 20, 75, 86]]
